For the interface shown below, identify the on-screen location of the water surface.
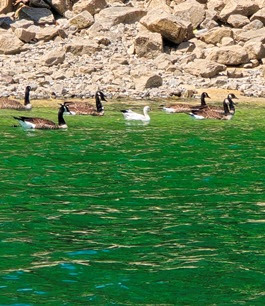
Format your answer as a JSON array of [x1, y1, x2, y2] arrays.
[[0, 103, 264, 304]]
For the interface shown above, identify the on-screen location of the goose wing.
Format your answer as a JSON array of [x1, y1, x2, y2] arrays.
[[163, 103, 206, 113], [65, 102, 96, 115], [0, 98, 24, 110], [121, 110, 146, 120], [190, 108, 224, 119], [14, 116, 57, 129]]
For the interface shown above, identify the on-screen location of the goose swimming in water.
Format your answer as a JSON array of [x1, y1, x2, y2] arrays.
[[162, 92, 210, 113], [13, 103, 73, 129], [189, 94, 238, 120], [121, 106, 151, 122], [64, 91, 107, 116], [0, 86, 32, 110]]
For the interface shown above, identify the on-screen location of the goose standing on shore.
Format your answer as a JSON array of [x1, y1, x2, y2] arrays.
[[189, 94, 238, 120], [0, 86, 32, 110], [162, 92, 210, 113], [65, 91, 107, 116], [13, 103, 73, 129], [121, 106, 151, 122]]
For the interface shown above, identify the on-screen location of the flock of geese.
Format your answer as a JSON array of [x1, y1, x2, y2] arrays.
[[0, 86, 238, 130]]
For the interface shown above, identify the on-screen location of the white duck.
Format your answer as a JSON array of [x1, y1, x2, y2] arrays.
[[121, 106, 151, 122]]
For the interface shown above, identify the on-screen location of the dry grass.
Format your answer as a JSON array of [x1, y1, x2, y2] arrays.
[[11, 88, 265, 109]]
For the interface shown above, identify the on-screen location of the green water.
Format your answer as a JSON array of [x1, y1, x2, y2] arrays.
[[0, 103, 264, 305]]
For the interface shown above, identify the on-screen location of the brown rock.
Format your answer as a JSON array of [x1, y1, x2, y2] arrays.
[[207, 45, 249, 65], [250, 8, 265, 24], [227, 14, 249, 28], [184, 59, 226, 78], [219, 0, 259, 21], [42, 49, 66, 66], [134, 73, 163, 91], [14, 28, 36, 43], [134, 26, 163, 58], [69, 10, 94, 29], [199, 27, 233, 45], [140, 8, 193, 44], [174, 0, 206, 28], [244, 40, 265, 60], [73, 0, 107, 16], [65, 39, 102, 55], [0, 32, 25, 54], [95, 7, 147, 27], [0, 0, 12, 14]]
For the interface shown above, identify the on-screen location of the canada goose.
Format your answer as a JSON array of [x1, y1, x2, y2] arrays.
[[162, 92, 210, 113], [189, 95, 237, 120], [121, 106, 151, 122], [13, 103, 73, 129], [65, 91, 107, 116], [0, 86, 32, 110], [224, 93, 238, 115]]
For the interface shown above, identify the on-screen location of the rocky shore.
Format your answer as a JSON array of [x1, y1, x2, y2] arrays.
[[1, 0, 265, 100]]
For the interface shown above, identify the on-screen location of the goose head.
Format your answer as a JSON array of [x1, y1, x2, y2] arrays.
[[61, 103, 75, 115], [201, 92, 210, 99], [143, 106, 151, 114], [96, 91, 107, 102], [228, 93, 238, 101]]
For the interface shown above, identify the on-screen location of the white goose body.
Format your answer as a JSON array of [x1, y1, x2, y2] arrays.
[[163, 107, 177, 113], [121, 106, 151, 122]]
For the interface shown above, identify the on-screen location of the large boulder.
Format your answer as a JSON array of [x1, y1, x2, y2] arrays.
[[207, 0, 227, 13], [41, 49, 66, 66], [95, 7, 147, 27], [17, 7, 55, 25], [69, 11, 94, 29], [140, 8, 193, 44], [244, 40, 265, 59], [0, 33, 25, 54], [227, 14, 249, 28], [184, 59, 226, 78], [250, 8, 265, 24], [234, 27, 265, 42], [35, 26, 66, 41], [134, 26, 163, 58], [174, 0, 206, 28], [199, 27, 233, 45], [133, 73, 163, 91], [73, 0, 107, 16], [0, 0, 12, 14], [207, 46, 249, 65], [147, 0, 172, 12], [46, 0, 73, 16], [219, 0, 260, 21]]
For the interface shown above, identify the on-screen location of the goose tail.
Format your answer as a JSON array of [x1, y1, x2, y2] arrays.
[[13, 116, 22, 121]]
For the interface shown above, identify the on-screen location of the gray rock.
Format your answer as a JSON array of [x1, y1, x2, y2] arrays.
[[18, 7, 55, 25]]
